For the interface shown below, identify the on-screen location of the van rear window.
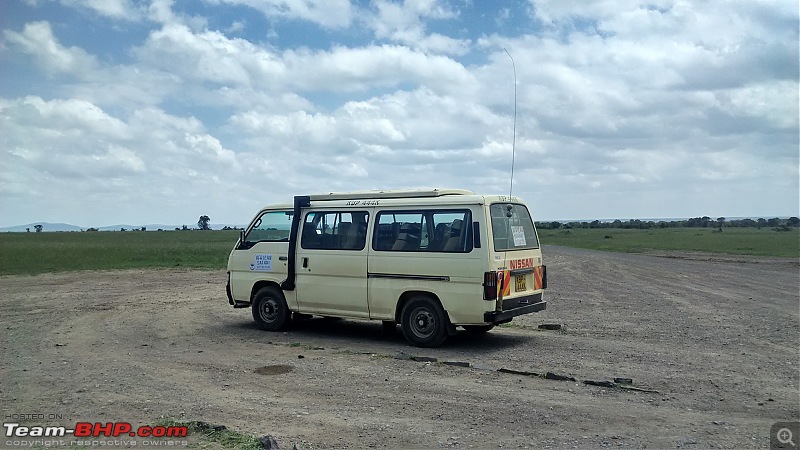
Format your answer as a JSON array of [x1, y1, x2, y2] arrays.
[[490, 203, 539, 251]]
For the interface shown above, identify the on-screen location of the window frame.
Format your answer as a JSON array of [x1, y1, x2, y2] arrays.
[[372, 209, 473, 253], [300, 210, 370, 251], [489, 203, 540, 251], [242, 210, 294, 247]]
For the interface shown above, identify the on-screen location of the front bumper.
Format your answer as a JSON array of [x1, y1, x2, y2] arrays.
[[226, 275, 250, 308], [226, 273, 234, 305]]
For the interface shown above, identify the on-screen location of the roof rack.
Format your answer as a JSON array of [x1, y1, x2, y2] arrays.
[[307, 188, 474, 201]]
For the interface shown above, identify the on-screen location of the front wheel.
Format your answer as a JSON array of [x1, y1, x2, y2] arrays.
[[252, 287, 290, 331], [401, 296, 449, 347]]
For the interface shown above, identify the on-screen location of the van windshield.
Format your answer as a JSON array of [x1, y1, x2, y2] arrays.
[[490, 203, 539, 251], [246, 211, 293, 243]]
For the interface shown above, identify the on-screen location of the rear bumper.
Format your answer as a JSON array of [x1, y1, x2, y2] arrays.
[[484, 296, 547, 323]]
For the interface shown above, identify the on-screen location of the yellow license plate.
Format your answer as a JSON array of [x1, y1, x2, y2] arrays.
[[515, 275, 526, 292]]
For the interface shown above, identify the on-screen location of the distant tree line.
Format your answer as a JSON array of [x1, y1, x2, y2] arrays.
[[20, 214, 799, 234], [170, 225, 242, 231], [75, 215, 239, 232], [79, 225, 242, 232], [536, 216, 800, 231]]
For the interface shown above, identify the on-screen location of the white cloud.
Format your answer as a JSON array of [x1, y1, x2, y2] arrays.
[[230, 87, 504, 156], [3, 21, 98, 75], [367, 0, 470, 55], [0, 97, 247, 225], [212, 0, 471, 54], [0, 1, 796, 226], [527, 0, 797, 90], [134, 22, 477, 96], [148, 0, 177, 24], [213, 0, 355, 29], [14, 96, 130, 139], [717, 81, 798, 130], [283, 45, 478, 94], [227, 20, 246, 33], [147, 0, 208, 30], [135, 24, 259, 86], [65, 66, 182, 110], [60, 0, 144, 21]]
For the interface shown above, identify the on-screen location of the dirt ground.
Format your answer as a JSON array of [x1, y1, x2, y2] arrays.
[[1, 246, 798, 449]]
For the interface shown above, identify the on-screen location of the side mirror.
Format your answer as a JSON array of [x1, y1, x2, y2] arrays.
[[239, 230, 246, 247]]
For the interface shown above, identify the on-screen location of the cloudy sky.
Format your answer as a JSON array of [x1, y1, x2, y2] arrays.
[[1, 0, 797, 227]]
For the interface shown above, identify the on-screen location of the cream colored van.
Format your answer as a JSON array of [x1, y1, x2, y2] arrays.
[[225, 189, 547, 347]]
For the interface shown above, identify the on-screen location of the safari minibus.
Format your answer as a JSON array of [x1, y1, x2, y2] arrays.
[[226, 189, 547, 347]]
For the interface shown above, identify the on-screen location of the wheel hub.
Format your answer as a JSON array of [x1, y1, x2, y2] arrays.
[[412, 309, 435, 337], [260, 299, 278, 322]]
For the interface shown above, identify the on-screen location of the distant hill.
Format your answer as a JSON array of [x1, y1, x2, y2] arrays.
[[0, 222, 83, 232], [0, 222, 245, 232], [97, 224, 246, 231]]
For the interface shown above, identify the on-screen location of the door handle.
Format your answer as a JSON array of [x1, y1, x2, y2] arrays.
[[279, 256, 288, 261], [302, 257, 309, 268]]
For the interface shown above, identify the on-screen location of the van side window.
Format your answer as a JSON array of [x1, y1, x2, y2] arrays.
[[301, 211, 369, 250], [245, 211, 293, 244], [373, 210, 472, 253]]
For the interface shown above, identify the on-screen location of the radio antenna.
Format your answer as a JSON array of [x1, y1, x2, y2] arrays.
[[503, 48, 517, 199]]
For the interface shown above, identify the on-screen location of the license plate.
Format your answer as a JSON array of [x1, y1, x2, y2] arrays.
[[515, 275, 526, 292]]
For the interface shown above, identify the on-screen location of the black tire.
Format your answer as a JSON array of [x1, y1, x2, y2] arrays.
[[252, 287, 290, 331], [462, 324, 495, 335], [400, 296, 449, 347]]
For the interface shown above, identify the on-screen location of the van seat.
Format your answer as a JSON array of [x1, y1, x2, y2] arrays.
[[374, 223, 396, 250], [338, 222, 363, 250], [442, 219, 464, 252], [392, 223, 421, 251], [428, 222, 450, 251], [301, 223, 320, 248]]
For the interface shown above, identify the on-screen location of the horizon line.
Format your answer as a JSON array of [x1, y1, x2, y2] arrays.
[[2, 214, 798, 231]]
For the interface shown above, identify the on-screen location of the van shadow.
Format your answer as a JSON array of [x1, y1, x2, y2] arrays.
[[228, 317, 533, 353]]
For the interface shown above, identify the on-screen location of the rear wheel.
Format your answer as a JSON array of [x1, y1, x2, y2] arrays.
[[252, 287, 290, 331], [401, 296, 449, 347]]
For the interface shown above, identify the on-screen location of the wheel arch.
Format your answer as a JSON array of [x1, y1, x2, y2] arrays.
[[250, 280, 283, 303], [394, 290, 444, 324]]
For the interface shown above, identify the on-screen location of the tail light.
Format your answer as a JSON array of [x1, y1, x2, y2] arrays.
[[483, 271, 497, 300], [542, 265, 547, 289]]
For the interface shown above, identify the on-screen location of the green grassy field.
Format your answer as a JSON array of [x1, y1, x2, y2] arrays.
[[0, 230, 239, 276], [538, 227, 800, 258], [1, 227, 797, 276]]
